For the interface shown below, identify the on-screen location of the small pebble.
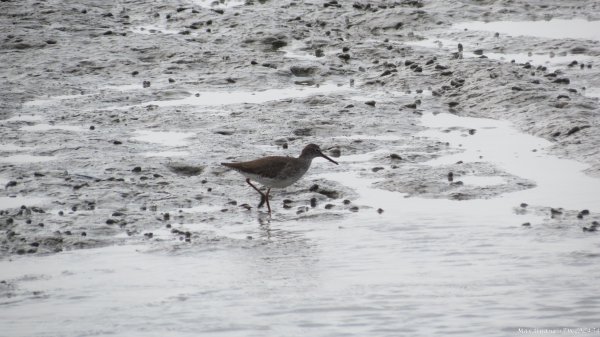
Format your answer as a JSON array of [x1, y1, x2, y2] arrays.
[[377, 208, 384, 214], [310, 198, 317, 208], [522, 222, 531, 227], [520, 203, 528, 208]]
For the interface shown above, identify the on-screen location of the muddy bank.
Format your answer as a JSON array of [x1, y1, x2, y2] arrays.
[[2, 0, 600, 257]]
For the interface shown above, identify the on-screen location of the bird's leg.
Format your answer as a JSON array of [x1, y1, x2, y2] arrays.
[[265, 188, 272, 214], [246, 178, 266, 208]]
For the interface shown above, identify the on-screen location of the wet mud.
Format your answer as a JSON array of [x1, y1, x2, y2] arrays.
[[2, 0, 600, 256]]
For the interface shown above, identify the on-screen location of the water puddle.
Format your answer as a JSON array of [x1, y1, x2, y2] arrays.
[[281, 40, 336, 61], [336, 134, 403, 141], [101, 83, 150, 92], [351, 89, 431, 103], [455, 19, 600, 41], [0, 154, 57, 163], [193, 0, 245, 9], [21, 124, 87, 132], [132, 130, 195, 147], [0, 196, 48, 209], [0, 144, 33, 152], [143, 150, 190, 157], [409, 19, 599, 71], [584, 87, 600, 98], [407, 38, 593, 70], [23, 94, 90, 107], [419, 112, 600, 211], [0, 175, 9, 188], [118, 83, 351, 109], [4, 115, 43, 122]]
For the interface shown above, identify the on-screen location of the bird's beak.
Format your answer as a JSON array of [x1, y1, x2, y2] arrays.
[[319, 151, 339, 165]]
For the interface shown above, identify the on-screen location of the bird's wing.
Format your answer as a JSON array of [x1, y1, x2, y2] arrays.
[[222, 156, 293, 179]]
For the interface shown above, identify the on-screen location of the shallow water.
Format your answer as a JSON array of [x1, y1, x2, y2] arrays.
[[193, 0, 245, 9], [585, 87, 600, 98], [132, 130, 196, 147], [420, 113, 600, 211], [454, 19, 600, 41], [0, 196, 48, 209], [407, 37, 593, 70], [22, 94, 90, 107], [2, 111, 600, 336], [21, 124, 87, 133], [0, 154, 57, 164], [408, 18, 599, 75], [123, 83, 352, 108]]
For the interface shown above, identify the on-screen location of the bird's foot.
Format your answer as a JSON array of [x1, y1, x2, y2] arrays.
[[257, 194, 266, 208]]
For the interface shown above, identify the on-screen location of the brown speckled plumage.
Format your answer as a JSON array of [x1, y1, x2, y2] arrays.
[[222, 144, 338, 213]]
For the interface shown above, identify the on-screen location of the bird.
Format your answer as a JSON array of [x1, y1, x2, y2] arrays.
[[221, 144, 339, 213]]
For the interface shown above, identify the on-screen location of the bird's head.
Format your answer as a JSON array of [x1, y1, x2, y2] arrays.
[[300, 144, 338, 165]]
